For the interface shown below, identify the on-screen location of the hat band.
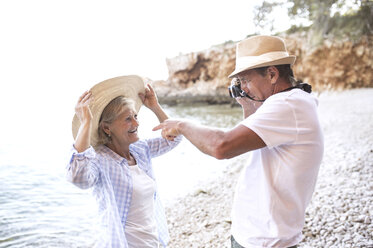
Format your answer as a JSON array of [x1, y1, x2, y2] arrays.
[[236, 51, 290, 67]]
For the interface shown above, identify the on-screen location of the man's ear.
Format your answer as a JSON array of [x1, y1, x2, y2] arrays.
[[267, 66, 279, 84]]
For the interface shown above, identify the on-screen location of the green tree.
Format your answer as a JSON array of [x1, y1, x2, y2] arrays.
[[288, 0, 372, 45], [253, 1, 282, 34], [253, 0, 373, 46]]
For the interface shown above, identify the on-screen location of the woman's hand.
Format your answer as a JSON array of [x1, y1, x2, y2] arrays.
[[75, 91, 93, 126], [139, 83, 170, 123], [139, 83, 159, 110]]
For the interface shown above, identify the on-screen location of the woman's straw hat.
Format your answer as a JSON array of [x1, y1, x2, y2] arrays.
[[72, 75, 145, 147], [228, 35, 296, 78]]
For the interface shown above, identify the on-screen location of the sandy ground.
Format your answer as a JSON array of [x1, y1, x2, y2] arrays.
[[165, 88, 373, 248]]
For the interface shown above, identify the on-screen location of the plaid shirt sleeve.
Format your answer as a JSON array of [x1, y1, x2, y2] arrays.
[[145, 135, 182, 158], [66, 145, 100, 189]]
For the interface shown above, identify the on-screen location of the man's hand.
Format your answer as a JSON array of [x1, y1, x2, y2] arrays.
[[153, 119, 182, 140], [236, 96, 262, 118]]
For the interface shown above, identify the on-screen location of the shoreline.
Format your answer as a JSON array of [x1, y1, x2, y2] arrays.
[[165, 88, 373, 248]]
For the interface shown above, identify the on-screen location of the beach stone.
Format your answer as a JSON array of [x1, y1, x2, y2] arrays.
[[352, 215, 366, 223], [334, 226, 345, 233], [364, 216, 371, 224], [340, 215, 347, 221], [164, 89, 373, 248]]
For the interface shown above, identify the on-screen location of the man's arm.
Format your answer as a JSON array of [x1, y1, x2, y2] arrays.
[[153, 120, 266, 159]]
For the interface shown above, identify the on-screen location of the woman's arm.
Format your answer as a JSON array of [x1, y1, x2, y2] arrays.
[[67, 91, 99, 189], [74, 91, 93, 152], [139, 83, 182, 155], [67, 146, 99, 189], [150, 104, 169, 124], [139, 83, 168, 123]]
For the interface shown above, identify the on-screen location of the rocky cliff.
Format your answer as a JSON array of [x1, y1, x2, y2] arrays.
[[152, 34, 373, 105]]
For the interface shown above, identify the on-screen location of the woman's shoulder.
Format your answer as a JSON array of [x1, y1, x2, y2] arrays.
[[130, 139, 150, 152], [94, 144, 119, 158]]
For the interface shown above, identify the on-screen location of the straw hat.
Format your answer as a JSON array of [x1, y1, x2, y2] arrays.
[[72, 75, 145, 147], [228, 35, 296, 78]]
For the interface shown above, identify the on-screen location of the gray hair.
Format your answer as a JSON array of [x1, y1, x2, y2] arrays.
[[253, 64, 300, 86], [97, 96, 136, 145]]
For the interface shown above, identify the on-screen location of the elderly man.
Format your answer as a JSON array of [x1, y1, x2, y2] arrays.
[[154, 35, 324, 248]]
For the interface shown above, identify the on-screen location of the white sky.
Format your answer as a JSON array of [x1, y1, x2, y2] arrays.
[[0, 0, 291, 146]]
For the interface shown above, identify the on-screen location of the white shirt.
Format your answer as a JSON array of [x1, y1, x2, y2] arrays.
[[125, 164, 159, 248], [231, 89, 324, 248]]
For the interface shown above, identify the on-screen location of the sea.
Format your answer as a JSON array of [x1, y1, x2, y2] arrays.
[[0, 103, 242, 248]]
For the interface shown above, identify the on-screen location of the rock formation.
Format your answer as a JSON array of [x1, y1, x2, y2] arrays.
[[152, 34, 373, 105]]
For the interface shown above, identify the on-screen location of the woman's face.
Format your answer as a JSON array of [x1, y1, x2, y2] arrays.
[[108, 107, 139, 146]]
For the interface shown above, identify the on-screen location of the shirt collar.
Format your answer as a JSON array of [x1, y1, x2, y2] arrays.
[[100, 144, 144, 169], [100, 145, 127, 165]]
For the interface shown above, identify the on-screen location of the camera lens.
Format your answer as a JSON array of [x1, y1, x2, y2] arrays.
[[228, 78, 245, 98]]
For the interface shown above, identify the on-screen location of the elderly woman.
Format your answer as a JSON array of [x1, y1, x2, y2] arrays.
[[67, 75, 181, 248]]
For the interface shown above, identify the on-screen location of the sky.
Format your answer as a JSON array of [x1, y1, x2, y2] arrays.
[[0, 0, 292, 147]]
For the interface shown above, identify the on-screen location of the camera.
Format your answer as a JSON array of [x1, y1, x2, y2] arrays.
[[228, 78, 247, 98]]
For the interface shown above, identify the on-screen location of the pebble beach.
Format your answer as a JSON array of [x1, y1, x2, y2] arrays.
[[165, 88, 373, 248]]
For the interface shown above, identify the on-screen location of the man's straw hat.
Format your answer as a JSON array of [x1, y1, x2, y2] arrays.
[[72, 75, 145, 147], [228, 35, 296, 78]]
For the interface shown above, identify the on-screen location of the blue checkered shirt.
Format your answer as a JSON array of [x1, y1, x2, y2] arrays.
[[67, 135, 182, 248]]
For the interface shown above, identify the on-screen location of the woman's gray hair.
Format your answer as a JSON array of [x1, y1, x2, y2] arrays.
[[97, 96, 136, 145]]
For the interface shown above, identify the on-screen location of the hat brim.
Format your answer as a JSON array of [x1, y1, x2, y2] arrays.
[[228, 56, 296, 78], [72, 75, 145, 147]]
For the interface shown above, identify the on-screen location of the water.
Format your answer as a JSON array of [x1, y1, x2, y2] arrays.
[[0, 103, 242, 248]]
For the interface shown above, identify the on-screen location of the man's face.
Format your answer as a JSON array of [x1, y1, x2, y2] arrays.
[[236, 69, 272, 101]]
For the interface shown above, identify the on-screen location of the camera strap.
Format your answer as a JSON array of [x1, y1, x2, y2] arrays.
[[280, 83, 312, 94], [244, 83, 312, 102]]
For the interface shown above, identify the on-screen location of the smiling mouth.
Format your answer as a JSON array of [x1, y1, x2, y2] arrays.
[[128, 128, 138, 134]]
